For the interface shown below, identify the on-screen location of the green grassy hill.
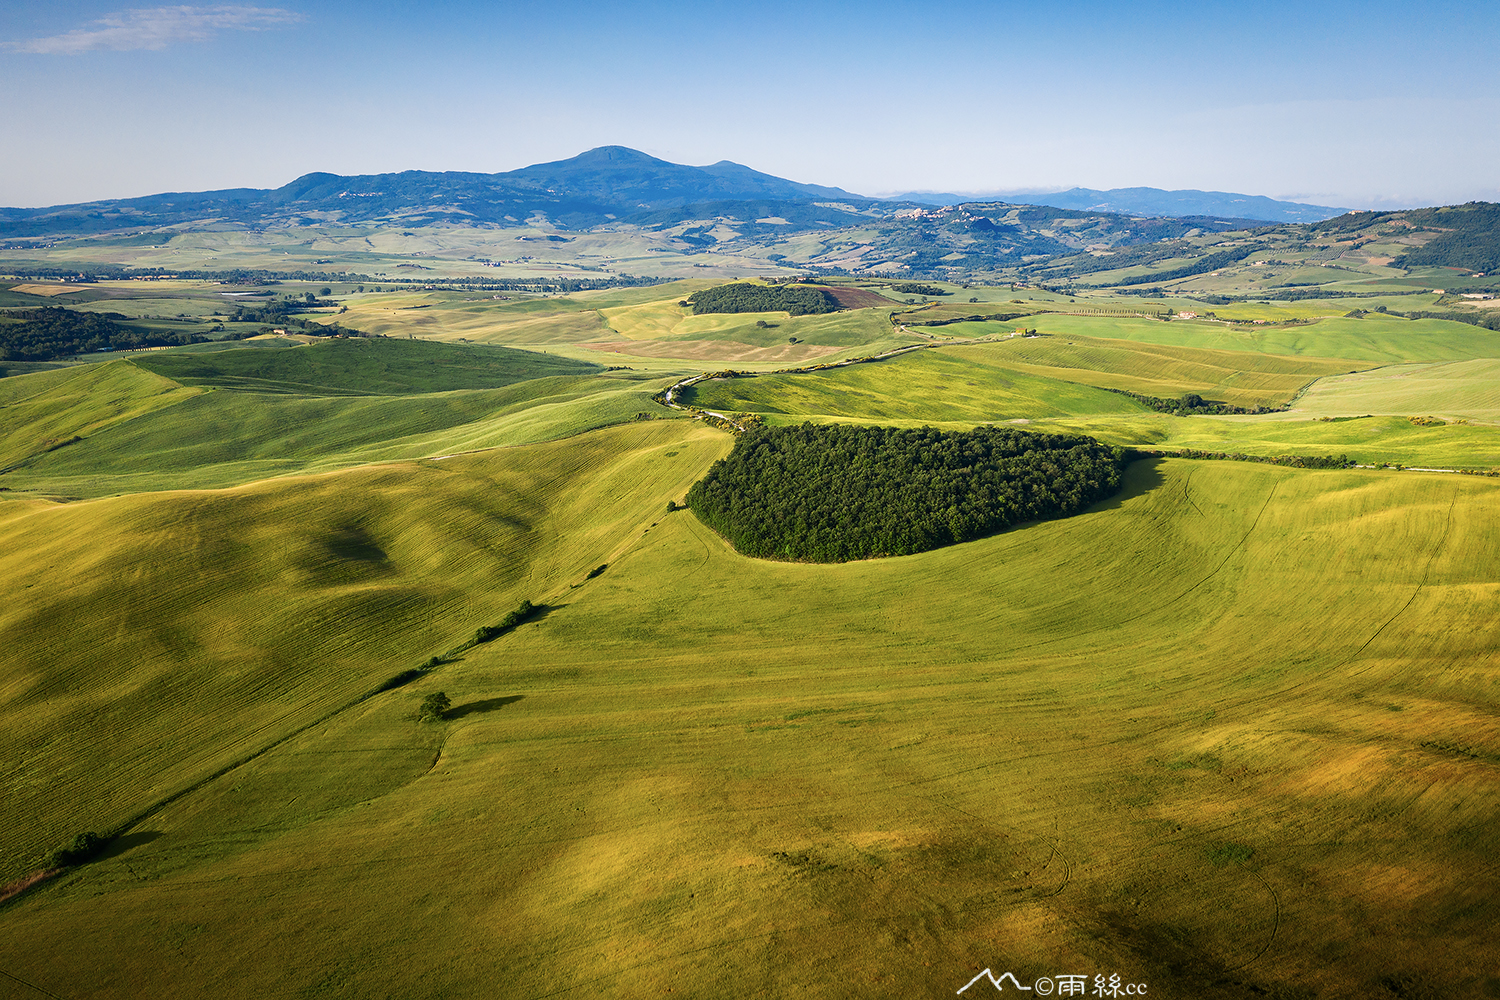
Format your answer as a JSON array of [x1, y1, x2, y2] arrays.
[[940, 313, 1500, 364], [0, 340, 673, 497], [681, 348, 1150, 422], [1, 434, 1496, 999], [943, 334, 1357, 408], [3, 270, 1500, 1000], [0, 422, 728, 888], [679, 330, 1500, 469], [131, 335, 600, 394], [0, 361, 201, 472], [1296, 358, 1500, 421]]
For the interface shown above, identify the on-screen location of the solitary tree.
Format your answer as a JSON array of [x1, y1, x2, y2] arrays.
[[420, 692, 451, 722]]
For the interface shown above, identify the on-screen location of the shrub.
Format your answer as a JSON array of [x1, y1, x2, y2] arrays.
[[472, 600, 540, 645], [420, 692, 451, 722], [47, 831, 108, 869]]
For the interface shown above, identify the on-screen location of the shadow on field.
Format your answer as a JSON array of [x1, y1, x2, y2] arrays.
[[99, 830, 162, 860], [446, 695, 524, 720], [1092, 457, 1166, 511], [526, 603, 562, 624]]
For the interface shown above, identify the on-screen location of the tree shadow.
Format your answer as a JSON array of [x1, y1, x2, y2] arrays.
[[1089, 457, 1166, 512], [98, 830, 162, 861], [445, 695, 524, 720]]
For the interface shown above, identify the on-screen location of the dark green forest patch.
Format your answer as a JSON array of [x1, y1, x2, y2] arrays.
[[0, 307, 205, 361], [686, 423, 1125, 562], [687, 283, 840, 317], [1383, 203, 1500, 273]]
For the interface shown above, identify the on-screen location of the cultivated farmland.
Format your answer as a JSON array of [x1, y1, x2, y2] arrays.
[[1, 253, 1498, 1000]]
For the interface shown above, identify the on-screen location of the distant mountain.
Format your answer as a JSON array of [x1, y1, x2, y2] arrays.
[[0, 146, 867, 237], [888, 186, 1348, 224]]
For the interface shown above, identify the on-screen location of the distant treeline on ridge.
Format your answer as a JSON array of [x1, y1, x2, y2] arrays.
[[686, 423, 1125, 562], [0, 265, 664, 291], [687, 283, 840, 317]]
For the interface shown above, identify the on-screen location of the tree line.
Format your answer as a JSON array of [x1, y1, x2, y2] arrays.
[[1140, 448, 1354, 469], [686, 423, 1124, 562], [2, 266, 664, 290], [1105, 388, 1287, 416]]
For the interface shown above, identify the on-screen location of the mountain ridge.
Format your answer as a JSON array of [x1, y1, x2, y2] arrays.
[[2, 147, 1347, 236], [0, 146, 868, 236], [887, 185, 1349, 223]]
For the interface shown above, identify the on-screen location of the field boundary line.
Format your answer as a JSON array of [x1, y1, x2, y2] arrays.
[[0, 967, 67, 999]]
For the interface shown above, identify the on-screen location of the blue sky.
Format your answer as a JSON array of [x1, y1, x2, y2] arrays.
[[2, 0, 1497, 208]]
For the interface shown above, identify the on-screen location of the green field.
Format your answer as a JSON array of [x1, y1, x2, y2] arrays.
[[680, 325, 1500, 469], [2, 431, 1497, 999], [132, 335, 600, 395], [3, 266, 1500, 999], [322, 281, 918, 367], [1296, 358, 1500, 421], [682, 348, 1151, 422], [0, 339, 676, 497], [939, 312, 1500, 364], [940, 334, 1357, 407]]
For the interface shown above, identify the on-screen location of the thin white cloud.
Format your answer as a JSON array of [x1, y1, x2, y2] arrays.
[[12, 6, 303, 55]]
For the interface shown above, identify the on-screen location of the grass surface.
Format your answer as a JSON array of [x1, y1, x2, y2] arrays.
[[940, 313, 1500, 364], [0, 338, 674, 497], [942, 335, 1357, 408], [1, 438, 1497, 999], [3, 269, 1499, 999], [1295, 358, 1500, 421], [0, 362, 200, 472], [682, 348, 1149, 421], [2, 369, 677, 496], [680, 331, 1500, 468], [131, 336, 598, 395]]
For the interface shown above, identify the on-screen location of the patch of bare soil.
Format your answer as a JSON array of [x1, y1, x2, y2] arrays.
[[817, 286, 895, 310], [0, 869, 56, 906], [580, 339, 844, 364]]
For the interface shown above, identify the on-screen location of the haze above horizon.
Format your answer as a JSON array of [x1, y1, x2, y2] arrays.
[[1, 0, 1496, 210]]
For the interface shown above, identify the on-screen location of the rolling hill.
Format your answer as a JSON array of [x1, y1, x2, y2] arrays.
[[1, 260, 1499, 999], [1, 432, 1497, 999]]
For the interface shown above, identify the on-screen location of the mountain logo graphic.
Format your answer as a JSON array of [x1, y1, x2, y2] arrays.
[[958, 968, 1030, 993]]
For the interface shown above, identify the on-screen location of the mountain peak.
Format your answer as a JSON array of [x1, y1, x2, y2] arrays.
[[545, 145, 664, 168]]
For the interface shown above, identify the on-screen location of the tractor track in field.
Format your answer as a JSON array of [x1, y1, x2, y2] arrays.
[[1344, 492, 1457, 675], [984, 474, 1281, 664], [0, 967, 68, 999]]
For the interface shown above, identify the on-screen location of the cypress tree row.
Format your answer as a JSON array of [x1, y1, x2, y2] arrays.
[[686, 423, 1125, 562]]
